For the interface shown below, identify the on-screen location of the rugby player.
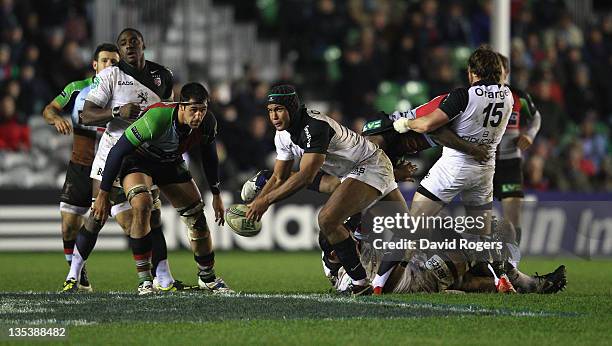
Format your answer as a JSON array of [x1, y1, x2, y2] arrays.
[[379, 46, 514, 291], [326, 218, 565, 294], [329, 239, 566, 294], [242, 93, 493, 203], [91, 82, 231, 294], [362, 95, 492, 166], [63, 28, 184, 293], [494, 53, 541, 254], [246, 85, 410, 296], [43, 43, 120, 292]]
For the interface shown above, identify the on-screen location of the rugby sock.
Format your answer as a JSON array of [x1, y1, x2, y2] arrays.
[[331, 236, 367, 285], [345, 213, 362, 234], [67, 247, 84, 281], [63, 239, 76, 263], [67, 227, 99, 280], [487, 263, 500, 286], [129, 233, 153, 283], [372, 231, 405, 288], [372, 269, 393, 289], [195, 252, 216, 283], [150, 226, 174, 287], [75, 226, 99, 260]]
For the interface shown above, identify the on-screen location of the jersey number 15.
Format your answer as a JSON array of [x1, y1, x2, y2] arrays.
[[482, 102, 504, 127]]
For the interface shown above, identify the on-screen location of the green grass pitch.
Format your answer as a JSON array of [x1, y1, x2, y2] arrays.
[[0, 251, 611, 345]]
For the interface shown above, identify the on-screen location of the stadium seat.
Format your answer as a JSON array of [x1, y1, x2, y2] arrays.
[[374, 81, 401, 113], [452, 46, 471, 70], [400, 81, 429, 106]]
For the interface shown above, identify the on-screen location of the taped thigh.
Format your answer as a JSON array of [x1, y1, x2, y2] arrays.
[[177, 201, 209, 241]]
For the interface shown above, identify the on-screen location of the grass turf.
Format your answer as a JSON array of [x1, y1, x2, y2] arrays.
[[0, 251, 610, 345]]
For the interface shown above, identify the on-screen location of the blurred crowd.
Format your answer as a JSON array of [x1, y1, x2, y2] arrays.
[[0, 0, 90, 152], [0, 0, 611, 192], [213, 0, 612, 192]]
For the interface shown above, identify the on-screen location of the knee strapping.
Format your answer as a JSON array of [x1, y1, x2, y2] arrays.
[[127, 184, 151, 203], [177, 201, 209, 241], [151, 189, 161, 210]]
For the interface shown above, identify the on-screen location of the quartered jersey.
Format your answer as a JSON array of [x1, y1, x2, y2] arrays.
[[53, 77, 100, 165], [276, 107, 378, 178], [497, 86, 541, 160], [124, 103, 217, 163], [438, 81, 513, 166], [54, 77, 99, 133], [86, 60, 173, 138]]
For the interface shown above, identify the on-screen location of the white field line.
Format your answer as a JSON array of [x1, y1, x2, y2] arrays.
[[0, 292, 558, 326]]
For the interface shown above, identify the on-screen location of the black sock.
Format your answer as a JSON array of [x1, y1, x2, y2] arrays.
[[63, 239, 76, 265], [344, 213, 362, 234], [129, 232, 153, 283], [331, 236, 366, 282], [150, 226, 167, 277], [195, 252, 216, 282], [75, 226, 99, 261]]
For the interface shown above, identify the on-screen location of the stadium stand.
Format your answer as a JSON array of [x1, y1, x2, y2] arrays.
[[0, 0, 610, 192]]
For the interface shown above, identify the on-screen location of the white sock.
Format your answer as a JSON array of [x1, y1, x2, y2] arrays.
[[155, 259, 174, 288], [372, 268, 393, 288], [352, 278, 367, 286], [67, 247, 85, 281], [487, 263, 500, 286]]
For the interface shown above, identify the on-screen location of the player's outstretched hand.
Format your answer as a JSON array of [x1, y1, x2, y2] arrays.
[[394, 162, 417, 182], [516, 134, 533, 151], [119, 103, 141, 119], [470, 144, 491, 164], [54, 117, 72, 135], [246, 197, 269, 222], [212, 194, 225, 226], [91, 191, 111, 225]]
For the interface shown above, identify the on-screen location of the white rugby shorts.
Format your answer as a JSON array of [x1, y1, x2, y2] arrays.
[[420, 157, 494, 206], [343, 149, 398, 198]]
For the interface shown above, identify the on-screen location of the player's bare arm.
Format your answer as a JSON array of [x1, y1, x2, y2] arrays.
[[42, 100, 72, 135], [394, 108, 449, 133], [80, 100, 140, 126], [248, 153, 325, 221], [430, 126, 491, 164]]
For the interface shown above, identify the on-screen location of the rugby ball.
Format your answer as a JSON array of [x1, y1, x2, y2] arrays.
[[225, 204, 262, 237]]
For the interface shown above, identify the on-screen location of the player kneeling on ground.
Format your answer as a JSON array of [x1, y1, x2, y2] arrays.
[[92, 82, 231, 295]]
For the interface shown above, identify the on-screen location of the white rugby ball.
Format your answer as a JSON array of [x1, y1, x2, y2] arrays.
[[225, 204, 262, 237]]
